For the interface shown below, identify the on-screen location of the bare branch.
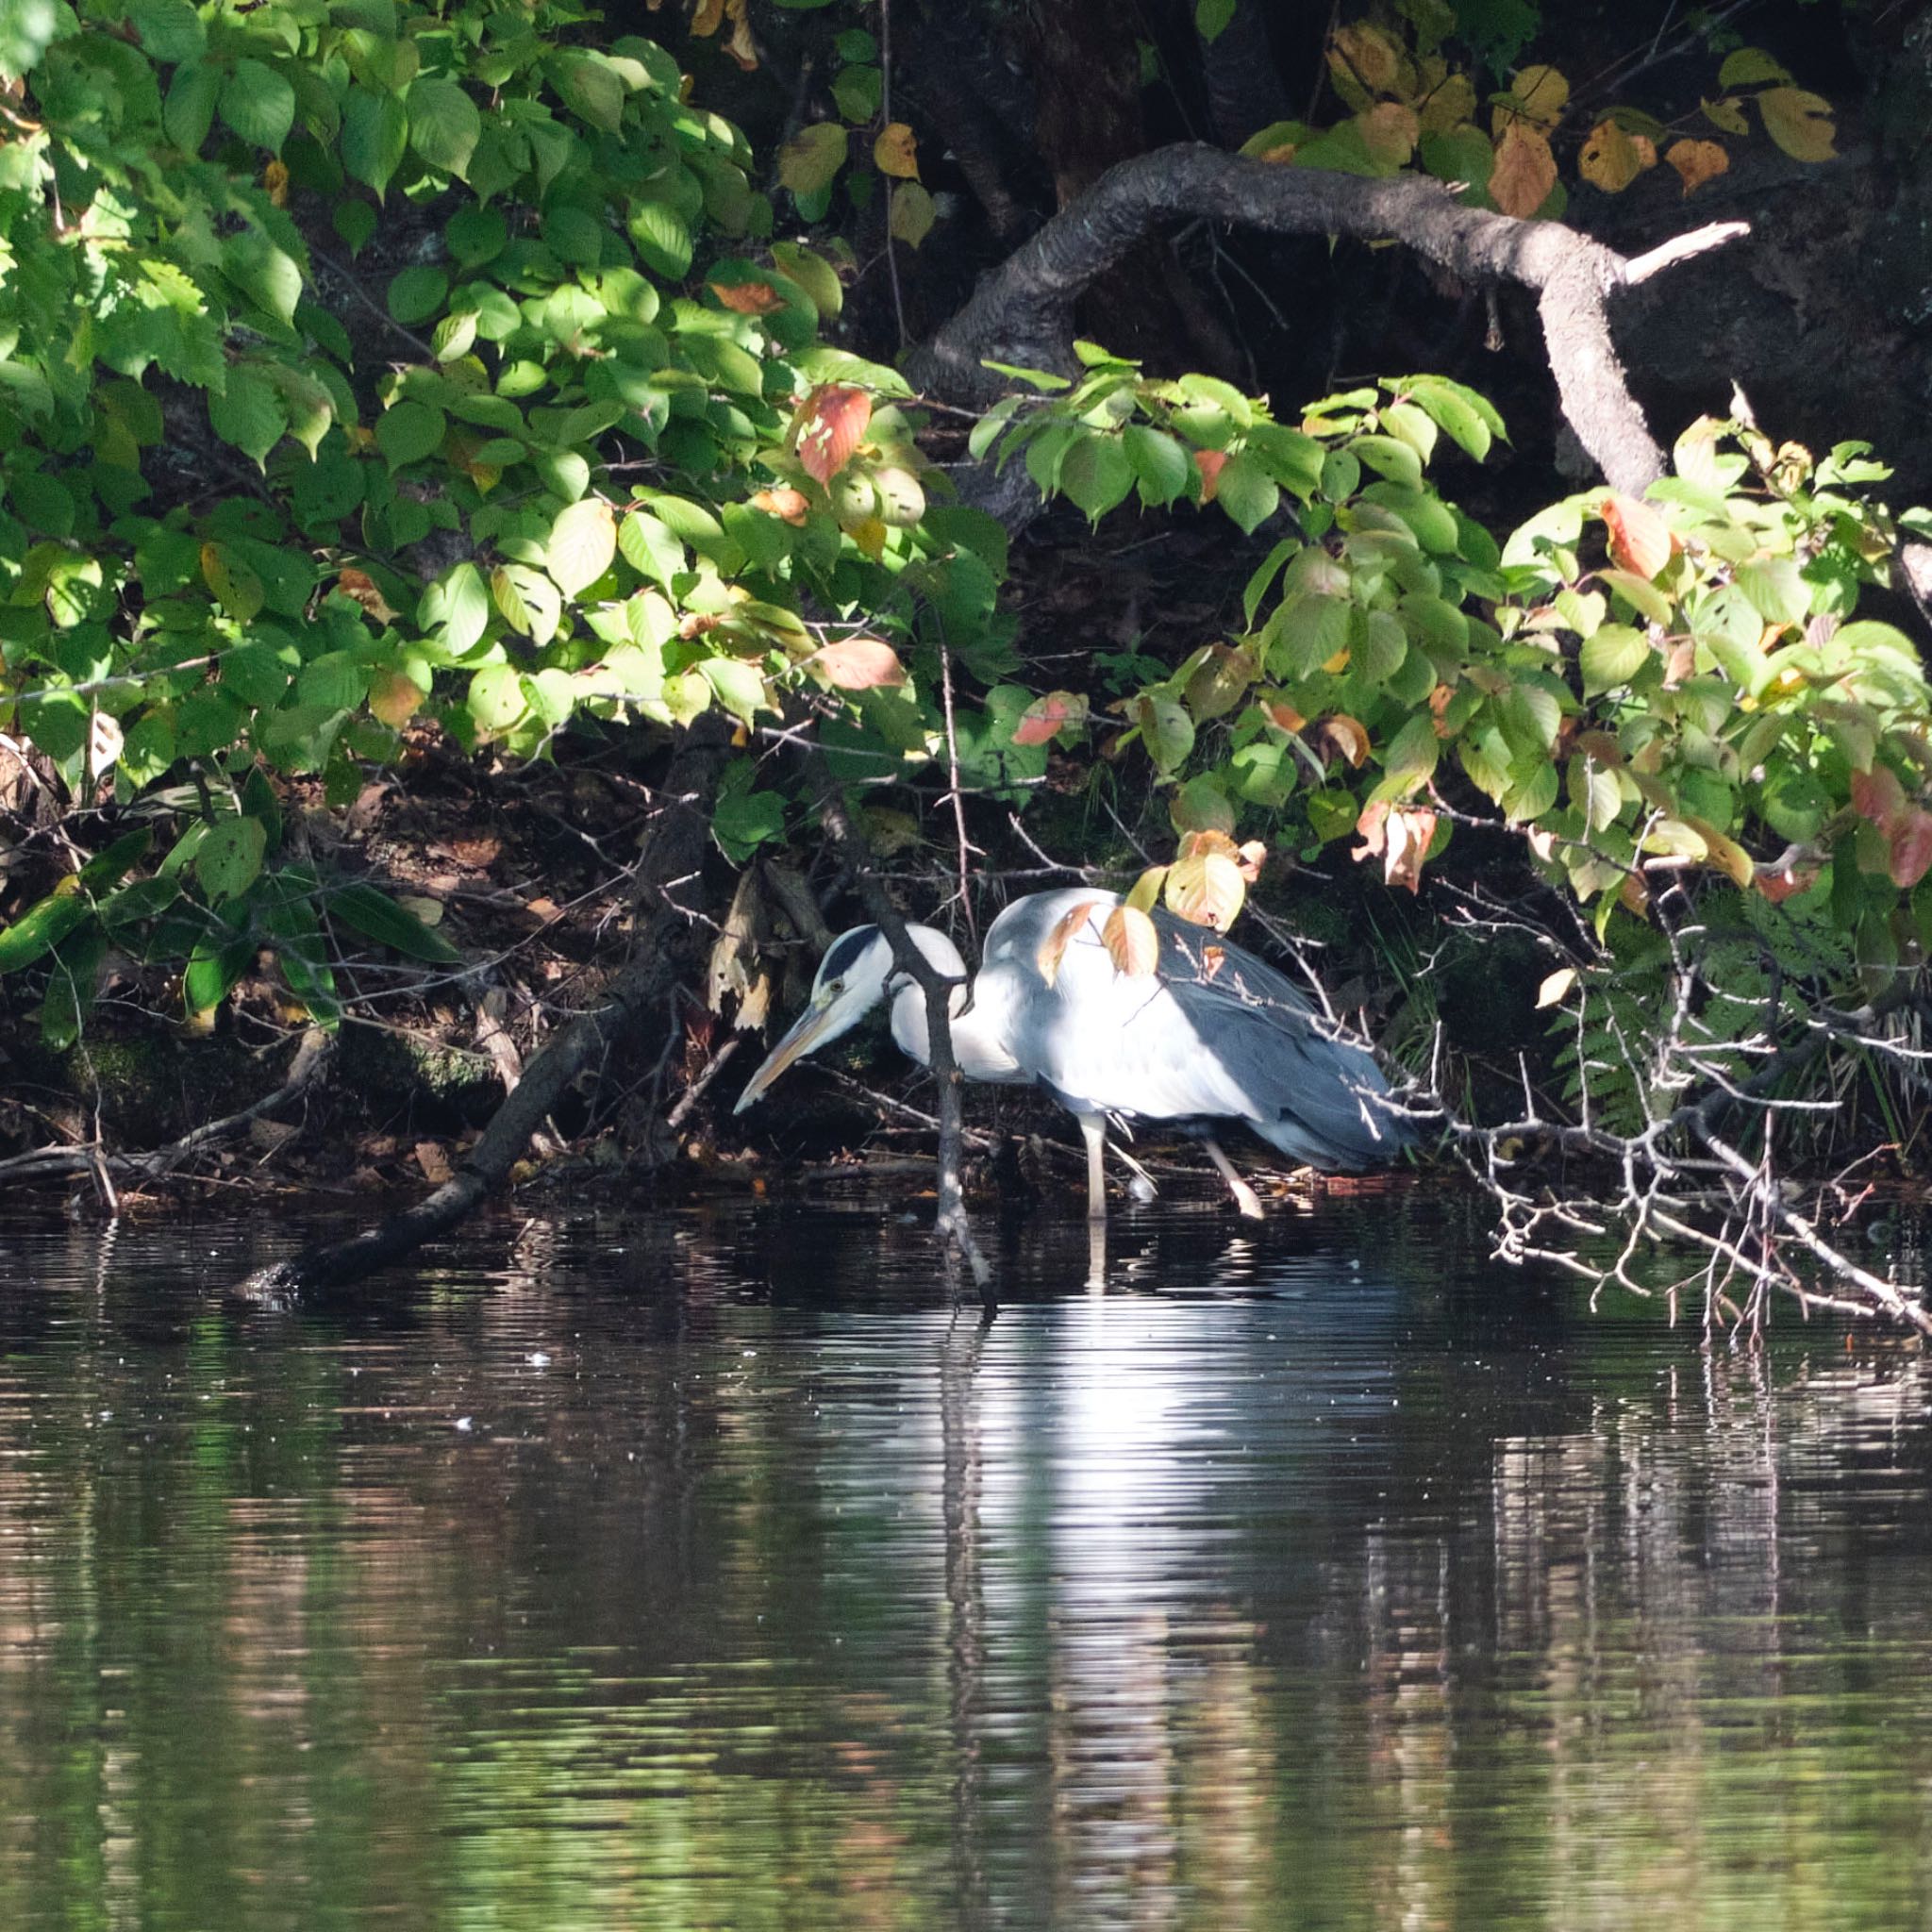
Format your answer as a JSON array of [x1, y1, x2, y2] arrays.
[[916, 145, 1749, 492]]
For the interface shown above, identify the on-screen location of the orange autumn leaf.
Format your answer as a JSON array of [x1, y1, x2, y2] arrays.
[[1101, 904, 1160, 978], [1012, 690, 1089, 746], [1037, 898, 1103, 987], [1192, 449, 1227, 501], [1265, 698, 1307, 732], [873, 122, 920, 180], [1851, 763, 1905, 827], [1601, 492, 1674, 579], [795, 383, 872, 486], [1315, 713, 1370, 768], [750, 485, 810, 525], [1665, 138, 1729, 196], [1490, 120, 1557, 218], [711, 279, 784, 314], [369, 669, 423, 728], [338, 567, 397, 622], [1354, 801, 1438, 893]]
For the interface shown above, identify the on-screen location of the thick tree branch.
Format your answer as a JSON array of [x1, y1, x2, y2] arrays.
[[915, 144, 1750, 493], [236, 719, 732, 1302]]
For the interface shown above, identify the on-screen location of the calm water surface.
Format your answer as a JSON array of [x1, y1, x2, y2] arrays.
[[1, 1196, 1929, 1930]]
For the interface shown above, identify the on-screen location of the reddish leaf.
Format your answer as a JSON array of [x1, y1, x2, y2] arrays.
[[1889, 808, 1932, 890], [1012, 690, 1088, 745], [795, 384, 872, 486], [805, 636, 907, 690], [711, 279, 785, 314], [1192, 450, 1227, 502], [1851, 763, 1906, 828], [1601, 492, 1674, 580], [1756, 865, 1819, 904], [750, 486, 810, 525]]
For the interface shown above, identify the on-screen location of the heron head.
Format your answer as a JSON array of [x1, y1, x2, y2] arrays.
[[733, 925, 897, 1112]]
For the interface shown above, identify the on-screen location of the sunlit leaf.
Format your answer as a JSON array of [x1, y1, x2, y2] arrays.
[[1102, 904, 1160, 977], [795, 384, 872, 486]]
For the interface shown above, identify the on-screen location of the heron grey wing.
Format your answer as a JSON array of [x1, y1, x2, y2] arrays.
[[1146, 911, 1412, 1165]]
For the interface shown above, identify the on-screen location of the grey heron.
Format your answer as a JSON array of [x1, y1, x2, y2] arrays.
[[735, 888, 1415, 1220]]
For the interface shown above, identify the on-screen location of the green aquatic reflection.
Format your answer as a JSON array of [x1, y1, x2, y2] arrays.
[[0, 1205, 1929, 1930]]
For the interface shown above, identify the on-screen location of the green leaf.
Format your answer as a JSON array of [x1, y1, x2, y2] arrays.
[[1264, 592, 1351, 680], [408, 77, 481, 180], [628, 202, 693, 280], [0, 891, 92, 974], [129, 0, 205, 63], [376, 398, 445, 468], [491, 564, 561, 645], [163, 60, 220, 151], [467, 662, 527, 731], [1578, 624, 1651, 694], [195, 817, 267, 904], [207, 363, 287, 469], [1124, 425, 1191, 507], [1214, 454, 1279, 534], [1692, 583, 1766, 695], [221, 58, 295, 153], [343, 86, 408, 194], [223, 232, 304, 327], [1195, 0, 1237, 40], [388, 264, 449, 325], [422, 560, 490, 653], [1058, 433, 1134, 522], [328, 881, 462, 962], [184, 929, 255, 1015], [618, 509, 686, 590], [700, 656, 767, 724], [546, 497, 617, 597], [1351, 435, 1424, 490]]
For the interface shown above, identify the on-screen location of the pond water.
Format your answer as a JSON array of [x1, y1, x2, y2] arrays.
[[1, 1195, 1930, 1930]]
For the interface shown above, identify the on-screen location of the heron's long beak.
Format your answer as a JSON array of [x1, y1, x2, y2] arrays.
[[733, 993, 841, 1113]]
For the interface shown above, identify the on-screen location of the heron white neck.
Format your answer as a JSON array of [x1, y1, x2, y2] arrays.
[[887, 926, 1025, 1084]]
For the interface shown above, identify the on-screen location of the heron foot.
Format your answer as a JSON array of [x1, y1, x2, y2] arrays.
[[1202, 1137, 1265, 1221]]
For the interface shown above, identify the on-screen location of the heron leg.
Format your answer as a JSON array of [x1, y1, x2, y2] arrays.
[[1203, 1138, 1265, 1220], [1077, 1113, 1108, 1224]]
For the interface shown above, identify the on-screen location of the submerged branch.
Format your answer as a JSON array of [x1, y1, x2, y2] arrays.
[[235, 719, 732, 1303]]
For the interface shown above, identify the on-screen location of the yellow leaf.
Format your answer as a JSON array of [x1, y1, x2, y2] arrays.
[[1535, 966, 1577, 1008], [1328, 23, 1406, 97], [1665, 138, 1729, 196], [263, 158, 289, 207], [1124, 865, 1168, 914], [1757, 87, 1836, 162], [1579, 118, 1642, 192], [1163, 850, 1246, 930], [888, 180, 936, 248], [1102, 904, 1160, 978], [1357, 100, 1419, 169], [850, 516, 888, 559], [1417, 71, 1475, 136], [873, 122, 919, 180], [690, 0, 724, 34], [1490, 120, 1557, 217], [1701, 95, 1749, 135], [1500, 62, 1569, 129]]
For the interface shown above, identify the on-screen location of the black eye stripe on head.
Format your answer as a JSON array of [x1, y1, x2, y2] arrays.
[[820, 926, 880, 984]]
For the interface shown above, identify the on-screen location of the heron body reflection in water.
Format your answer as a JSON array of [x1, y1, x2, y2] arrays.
[[736, 888, 1415, 1221]]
